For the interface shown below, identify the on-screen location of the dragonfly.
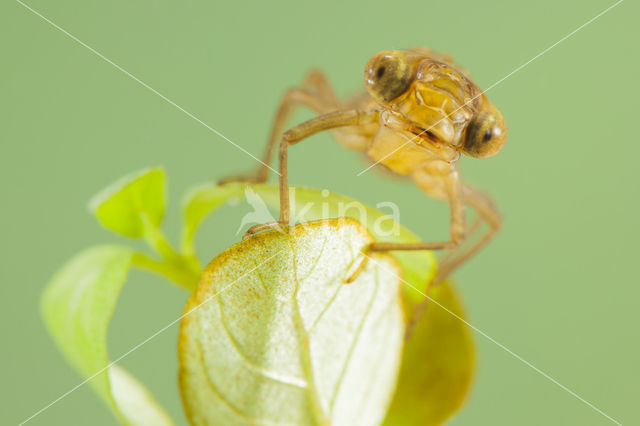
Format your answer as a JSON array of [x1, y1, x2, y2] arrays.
[[223, 47, 507, 325]]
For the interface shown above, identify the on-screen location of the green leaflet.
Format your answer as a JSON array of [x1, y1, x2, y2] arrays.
[[41, 246, 173, 425], [382, 282, 474, 426], [89, 167, 166, 238], [179, 219, 405, 426], [90, 166, 199, 291]]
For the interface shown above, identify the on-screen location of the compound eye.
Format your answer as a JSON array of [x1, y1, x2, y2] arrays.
[[463, 110, 508, 158], [364, 51, 413, 103]]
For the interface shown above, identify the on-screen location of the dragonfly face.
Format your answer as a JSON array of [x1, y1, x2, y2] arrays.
[[364, 50, 507, 159]]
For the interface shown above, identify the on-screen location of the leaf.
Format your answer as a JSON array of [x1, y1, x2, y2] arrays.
[[180, 184, 242, 256], [89, 167, 166, 238], [41, 246, 173, 425], [182, 183, 475, 424], [110, 365, 174, 425], [383, 282, 474, 426], [181, 183, 436, 301], [179, 218, 405, 426]]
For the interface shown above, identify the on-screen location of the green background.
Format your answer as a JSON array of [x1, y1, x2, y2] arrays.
[[1, 0, 638, 424]]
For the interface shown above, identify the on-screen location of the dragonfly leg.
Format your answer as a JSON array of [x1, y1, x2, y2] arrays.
[[345, 162, 467, 282], [405, 183, 502, 338], [244, 109, 378, 237], [435, 184, 502, 284], [219, 70, 339, 184]]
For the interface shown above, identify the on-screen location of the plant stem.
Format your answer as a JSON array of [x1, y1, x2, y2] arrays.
[[138, 214, 202, 292], [132, 252, 200, 292]]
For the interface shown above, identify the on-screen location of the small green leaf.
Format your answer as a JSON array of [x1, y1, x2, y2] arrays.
[[181, 184, 242, 256], [181, 183, 436, 300], [90, 167, 166, 238], [179, 219, 404, 425], [383, 282, 474, 426], [110, 365, 174, 426], [42, 246, 173, 425]]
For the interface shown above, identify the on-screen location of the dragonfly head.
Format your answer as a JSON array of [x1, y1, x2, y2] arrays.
[[365, 49, 508, 158]]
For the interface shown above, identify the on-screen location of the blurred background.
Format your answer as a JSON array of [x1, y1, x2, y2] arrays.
[[1, 0, 638, 424]]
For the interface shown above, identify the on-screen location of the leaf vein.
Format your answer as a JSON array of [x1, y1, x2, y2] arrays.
[[217, 292, 308, 389], [193, 319, 279, 425], [290, 241, 329, 426], [328, 260, 380, 412]]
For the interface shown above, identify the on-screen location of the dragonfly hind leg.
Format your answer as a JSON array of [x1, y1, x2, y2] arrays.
[[406, 183, 502, 338], [345, 162, 467, 282]]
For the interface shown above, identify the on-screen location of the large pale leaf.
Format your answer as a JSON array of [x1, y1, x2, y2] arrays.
[[383, 282, 474, 426], [179, 219, 404, 426], [181, 183, 436, 301], [41, 246, 172, 425], [89, 167, 166, 238]]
